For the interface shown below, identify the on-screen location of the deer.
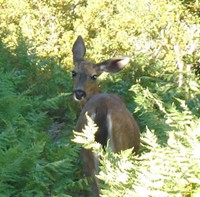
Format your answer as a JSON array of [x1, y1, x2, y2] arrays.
[[72, 36, 140, 197]]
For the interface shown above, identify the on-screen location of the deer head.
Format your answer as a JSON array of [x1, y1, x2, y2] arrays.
[[72, 36, 130, 105]]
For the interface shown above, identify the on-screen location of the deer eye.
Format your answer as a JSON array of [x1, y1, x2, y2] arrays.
[[91, 74, 97, 80], [71, 71, 77, 77]]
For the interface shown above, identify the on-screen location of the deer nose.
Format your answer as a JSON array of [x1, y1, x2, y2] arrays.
[[74, 89, 86, 100]]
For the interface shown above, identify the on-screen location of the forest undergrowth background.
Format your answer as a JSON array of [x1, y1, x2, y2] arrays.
[[0, 0, 199, 196]]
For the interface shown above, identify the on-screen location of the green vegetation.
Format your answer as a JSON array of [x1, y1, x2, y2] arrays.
[[0, 0, 199, 196]]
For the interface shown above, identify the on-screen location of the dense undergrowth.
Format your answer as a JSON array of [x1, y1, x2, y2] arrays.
[[0, 0, 200, 196]]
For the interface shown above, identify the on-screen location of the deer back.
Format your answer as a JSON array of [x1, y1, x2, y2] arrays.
[[76, 93, 140, 153]]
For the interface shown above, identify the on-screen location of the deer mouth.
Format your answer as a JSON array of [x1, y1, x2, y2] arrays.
[[74, 89, 86, 101]]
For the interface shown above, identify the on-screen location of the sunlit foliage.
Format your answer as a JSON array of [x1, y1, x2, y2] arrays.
[[0, 0, 199, 196]]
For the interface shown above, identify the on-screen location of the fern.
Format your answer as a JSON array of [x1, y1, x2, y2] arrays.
[[73, 111, 200, 196]]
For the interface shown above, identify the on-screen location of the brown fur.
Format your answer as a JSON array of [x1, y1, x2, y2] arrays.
[[72, 36, 140, 197], [76, 93, 140, 153]]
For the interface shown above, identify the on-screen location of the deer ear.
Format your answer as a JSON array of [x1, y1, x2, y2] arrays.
[[72, 36, 86, 64], [96, 57, 130, 74]]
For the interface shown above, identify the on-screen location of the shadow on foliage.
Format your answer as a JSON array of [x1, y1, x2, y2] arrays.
[[0, 31, 78, 124], [0, 30, 85, 196]]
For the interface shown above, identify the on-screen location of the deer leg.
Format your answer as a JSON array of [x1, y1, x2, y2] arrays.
[[81, 148, 100, 197]]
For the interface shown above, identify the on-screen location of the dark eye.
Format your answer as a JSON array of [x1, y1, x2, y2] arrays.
[[91, 74, 97, 80], [71, 71, 77, 77]]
